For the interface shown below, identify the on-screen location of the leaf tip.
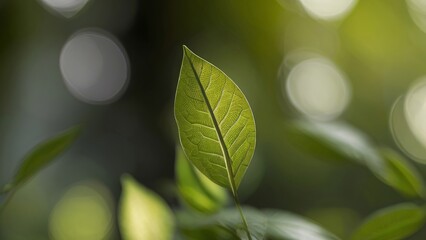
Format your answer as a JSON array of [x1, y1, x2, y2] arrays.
[[56, 125, 83, 145], [182, 45, 195, 58], [67, 125, 83, 138], [120, 173, 133, 186]]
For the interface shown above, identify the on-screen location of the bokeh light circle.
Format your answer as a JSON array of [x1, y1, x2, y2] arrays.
[[60, 29, 130, 105], [390, 95, 426, 163], [407, 0, 426, 33], [49, 182, 113, 240], [299, 0, 357, 20], [39, 0, 89, 18], [405, 77, 426, 148], [285, 57, 351, 121]]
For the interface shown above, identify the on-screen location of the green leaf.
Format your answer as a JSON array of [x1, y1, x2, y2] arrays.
[[287, 120, 381, 167], [174, 46, 256, 191], [351, 203, 426, 240], [176, 146, 228, 214], [284, 123, 350, 163], [177, 207, 340, 240], [287, 120, 425, 198], [378, 148, 424, 198], [119, 174, 174, 240], [5, 126, 80, 192], [177, 207, 267, 240], [265, 210, 340, 240]]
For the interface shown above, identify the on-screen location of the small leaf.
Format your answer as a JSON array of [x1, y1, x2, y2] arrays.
[[351, 203, 426, 240], [265, 210, 340, 240], [6, 126, 80, 192], [176, 146, 228, 214], [287, 120, 425, 198], [174, 46, 256, 191], [119, 174, 174, 240], [284, 122, 347, 163], [287, 120, 381, 167], [378, 148, 424, 198], [177, 207, 267, 240]]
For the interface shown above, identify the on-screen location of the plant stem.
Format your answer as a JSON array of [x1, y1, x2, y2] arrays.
[[232, 191, 252, 240]]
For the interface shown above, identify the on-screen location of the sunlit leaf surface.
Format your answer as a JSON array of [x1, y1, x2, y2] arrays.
[[351, 203, 426, 240], [175, 46, 256, 189], [119, 174, 174, 240]]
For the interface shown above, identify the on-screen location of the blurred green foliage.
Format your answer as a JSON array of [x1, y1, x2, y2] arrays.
[[2, 0, 426, 239]]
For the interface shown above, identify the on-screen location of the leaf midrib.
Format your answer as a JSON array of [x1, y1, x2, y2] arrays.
[[184, 48, 237, 193]]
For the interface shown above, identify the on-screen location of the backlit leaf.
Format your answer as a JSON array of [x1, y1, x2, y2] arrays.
[[119, 174, 174, 240], [174, 46, 256, 191]]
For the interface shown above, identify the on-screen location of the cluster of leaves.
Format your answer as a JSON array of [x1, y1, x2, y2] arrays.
[[2, 46, 426, 240], [118, 46, 342, 240], [285, 118, 426, 239], [121, 47, 426, 240], [117, 46, 426, 240]]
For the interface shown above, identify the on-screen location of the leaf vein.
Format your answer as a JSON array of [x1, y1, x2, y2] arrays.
[[219, 88, 236, 125]]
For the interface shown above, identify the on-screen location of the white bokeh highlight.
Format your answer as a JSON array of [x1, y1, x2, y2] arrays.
[[300, 0, 357, 20], [404, 77, 426, 148], [407, 0, 426, 33], [60, 30, 130, 105], [390, 95, 426, 162], [285, 57, 351, 121], [39, 0, 89, 18]]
